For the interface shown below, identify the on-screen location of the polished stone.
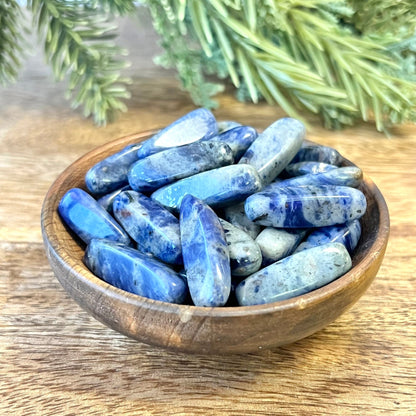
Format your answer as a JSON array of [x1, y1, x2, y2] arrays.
[[180, 195, 231, 307], [207, 126, 258, 160], [219, 218, 262, 277], [113, 190, 182, 264], [222, 201, 262, 240], [217, 120, 242, 133], [85, 143, 141, 195], [285, 162, 337, 177], [151, 164, 262, 211], [264, 167, 363, 191], [295, 219, 361, 254], [239, 118, 305, 185], [97, 185, 130, 214], [290, 144, 344, 166], [137, 108, 217, 159], [235, 242, 352, 306], [128, 141, 234, 192], [58, 188, 131, 245], [84, 239, 187, 304], [255, 228, 307, 266], [245, 185, 367, 228]]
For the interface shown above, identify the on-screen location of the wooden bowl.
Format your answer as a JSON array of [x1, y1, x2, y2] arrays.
[[41, 130, 389, 354]]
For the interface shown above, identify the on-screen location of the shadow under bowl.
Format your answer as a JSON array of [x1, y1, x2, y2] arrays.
[[41, 130, 390, 354]]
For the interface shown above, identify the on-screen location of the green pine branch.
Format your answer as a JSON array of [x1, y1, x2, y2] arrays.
[[28, 0, 132, 125], [0, 0, 25, 85]]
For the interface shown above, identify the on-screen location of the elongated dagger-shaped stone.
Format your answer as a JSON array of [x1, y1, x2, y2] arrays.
[[58, 188, 131, 245], [128, 141, 234, 192], [245, 185, 367, 228], [236, 243, 352, 306], [137, 108, 217, 159], [84, 239, 187, 304], [85, 143, 141, 195], [180, 195, 231, 307], [152, 164, 262, 211], [113, 191, 182, 264], [219, 218, 262, 277], [239, 118, 305, 185]]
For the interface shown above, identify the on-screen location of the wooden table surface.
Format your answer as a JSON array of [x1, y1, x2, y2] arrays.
[[1, 14, 415, 416]]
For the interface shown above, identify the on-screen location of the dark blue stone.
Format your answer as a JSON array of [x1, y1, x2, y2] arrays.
[[235, 243, 352, 306], [97, 185, 130, 214], [85, 143, 141, 195], [84, 239, 187, 304], [151, 164, 262, 211], [295, 219, 362, 254], [245, 185, 367, 228], [239, 118, 305, 185], [180, 195, 231, 307], [128, 141, 233, 192], [285, 162, 337, 177], [290, 144, 344, 166], [206, 126, 258, 160], [137, 108, 217, 159], [113, 190, 182, 264], [58, 188, 131, 245]]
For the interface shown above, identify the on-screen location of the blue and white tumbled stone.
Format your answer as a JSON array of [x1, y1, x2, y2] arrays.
[[219, 218, 262, 277], [217, 120, 242, 133], [245, 185, 367, 228], [290, 144, 344, 166], [151, 164, 262, 211], [222, 202, 262, 239], [206, 126, 258, 160], [180, 195, 231, 307], [97, 185, 130, 214], [58, 188, 131, 246], [128, 141, 234, 192], [295, 219, 361, 254], [85, 143, 141, 195], [255, 228, 307, 266], [113, 190, 182, 264], [285, 162, 338, 177], [239, 118, 305, 185], [235, 243, 352, 306], [137, 108, 217, 159], [264, 166, 363, 191], [84, 239, 187, 304]]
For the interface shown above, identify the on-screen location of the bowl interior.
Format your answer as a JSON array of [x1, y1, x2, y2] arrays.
[[41, 130, 390, 354]]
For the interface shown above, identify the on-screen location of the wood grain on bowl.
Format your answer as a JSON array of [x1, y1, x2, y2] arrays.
[[41, 131, 389, 354]]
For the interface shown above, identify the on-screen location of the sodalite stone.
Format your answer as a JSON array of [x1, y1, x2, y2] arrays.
[[264, 167, 363, 191], [285, 162, 337, 177], [180, 195, 231, 307], [128, 141, 234, 192], [223, 202, 262, 239], [85, 143, 141, 195], [290, 144, 344, 166], [58, 188, 131, 246], [206, 126, 258, 160], [151, 164, 262, 211], [255, 228, 307, 266], [137, 108, 217, 159], [245, 185, 367, 228], [97, 185, 130, 214], [113, 190, 182, 264], [219, 218, 262, 277], [217, 120, 242, 133], [239, 118, 305, 185], [84, 239, 187, 304], [235, 243, 352, 306], [295, 219, 361, 254]]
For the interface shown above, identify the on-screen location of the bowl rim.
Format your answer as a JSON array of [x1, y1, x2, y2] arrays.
[[41, 129, 390, 319]]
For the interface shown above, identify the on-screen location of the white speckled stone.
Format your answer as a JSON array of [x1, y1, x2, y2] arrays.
[[223, 201, 262, 240]]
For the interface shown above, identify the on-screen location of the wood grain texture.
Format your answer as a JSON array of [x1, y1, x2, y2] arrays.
[[1, 12, 415, 416]]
